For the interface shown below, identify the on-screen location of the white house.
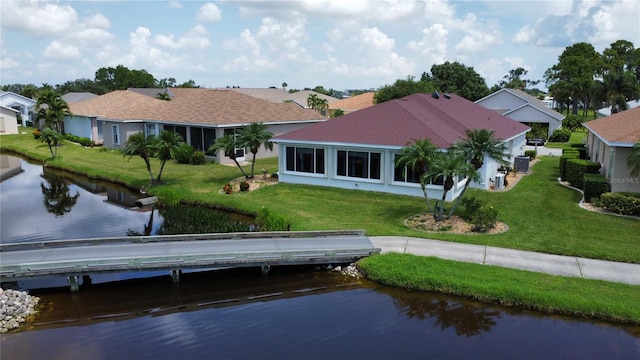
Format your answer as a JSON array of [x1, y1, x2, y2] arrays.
[[274, 93, 530, 201], [0, 91, 36, 127], [0, 106, 20, 135], [475, 88, 564, 138]]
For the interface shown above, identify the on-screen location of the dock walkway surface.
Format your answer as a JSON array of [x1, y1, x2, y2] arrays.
[[370, 237, 640, 285]]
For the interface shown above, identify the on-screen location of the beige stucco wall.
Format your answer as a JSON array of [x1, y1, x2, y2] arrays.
[[0, 107, 19, 135]]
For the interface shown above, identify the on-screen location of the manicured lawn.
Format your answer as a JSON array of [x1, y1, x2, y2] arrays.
[[2, 130, 639, 263], [359, 253, 640, 324]]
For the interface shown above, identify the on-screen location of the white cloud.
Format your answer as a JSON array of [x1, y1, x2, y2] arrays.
[[0, 1, 79, 37], [197, 3, 222, 23], [42, 41, 81, 60], [155, 25, 211, 50], [84, 13, 110, 29], [359, 27, 395, 51], [167, 2, 182, 9], [0, 56, 20, 70], [406, 24, 449, 64]]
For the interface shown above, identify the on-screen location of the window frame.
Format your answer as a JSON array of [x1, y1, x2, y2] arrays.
[[336, 149, 382, 181], [112, 125, 120, 145], [285, 146, 325, 175]]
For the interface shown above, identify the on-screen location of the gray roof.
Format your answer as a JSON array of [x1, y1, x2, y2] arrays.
[[128, 88, 174, 99], [228, 88, 339, 108], [62, 92, 99, 103]]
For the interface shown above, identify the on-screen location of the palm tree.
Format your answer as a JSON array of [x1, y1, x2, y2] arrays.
[[208, 133, 250, 179], [316, 98, 329, 115], [37, 128, 64, 158], [122, 132, 156, 182], [395, 139, 438, 212], [36, 89, 72, 132], [238, 122, 274, 178], [307, 94, 319, 109], [152, 130, 186, 182], [448, 129, 509, 217], [425, 151, 478, 221], [628, 141, 640, 177], [155, 90, 171, 101]]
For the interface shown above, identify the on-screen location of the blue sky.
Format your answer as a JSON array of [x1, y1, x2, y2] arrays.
[[1, 1, 639, 92]]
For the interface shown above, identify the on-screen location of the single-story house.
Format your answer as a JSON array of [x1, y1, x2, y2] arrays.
[[583, 107, 640, 193], [475, 88, 564, 138], [66, 88, 327, 165], [0, 106, 20, 135], [0, 91, 36, 127], [274, 92, 530, 201], [328, 92, 376, 116]]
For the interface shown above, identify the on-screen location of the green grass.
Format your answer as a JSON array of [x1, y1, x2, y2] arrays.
[[359, 253, 640, 324], [1, 130, 639, 263]]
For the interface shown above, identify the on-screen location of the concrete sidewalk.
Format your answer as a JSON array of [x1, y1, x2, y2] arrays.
[[369, 237, 640, 286]]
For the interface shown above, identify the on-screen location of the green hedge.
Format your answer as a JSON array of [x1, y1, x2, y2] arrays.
[[549, 128, 571, 142], [566, 159, 600, 188], [600, 192, 640, 215], [559, 153, 579, 181], [583, 174, 610, 202], [524, 150, 537, 160]]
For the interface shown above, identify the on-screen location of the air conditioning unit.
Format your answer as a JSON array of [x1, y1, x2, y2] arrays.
[[495, 173, 505, 190]]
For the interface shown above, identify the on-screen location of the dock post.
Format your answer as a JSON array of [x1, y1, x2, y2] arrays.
[[68, 276, 79, 292], [171, 269, 181, 283], [261, 265, 270, 275]]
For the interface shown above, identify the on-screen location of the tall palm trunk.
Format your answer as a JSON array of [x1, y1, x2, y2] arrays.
[[143, 157, 154, 182]]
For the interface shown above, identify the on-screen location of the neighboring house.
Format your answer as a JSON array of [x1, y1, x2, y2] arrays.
[[228, 88, 339, 110], [583, 107, 640, 193], [328, 92, 375, 116], [596, 99, 640, 118], [0, 91, 36, 127], [62, 92, 99, 104], [66, 88, 327, 165], [0, 106, 20, 135], [475, 88, 564, 138], [274, 93, 530, 201]]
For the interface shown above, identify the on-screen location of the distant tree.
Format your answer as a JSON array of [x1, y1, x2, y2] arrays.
[[20, 84, 39, 99], [177, 79, 199, 88], [307, 94, 319, 109], [628, 141, 640, 177], [152, 130, 186, 182], [155, 91, 172, 101], [122, 132, 156, 182], [428, 61, 490, 101], [56, 78, 106, 95], [37, 128, 64, 158], [208, 133, 250, 179], [374, 75, 433, 104], [496, 67, 540, 90], [35, 89, 72, 132], [282, 82, 288, 91], [238, 122, 274, 178], [157, 77, 176, 89], [94, 65, 156, 91], [331, 109, 345, 118]]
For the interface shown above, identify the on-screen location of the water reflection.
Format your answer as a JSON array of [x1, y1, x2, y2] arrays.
[[40, 174, 80, 216], [127, 206, 156, 236]]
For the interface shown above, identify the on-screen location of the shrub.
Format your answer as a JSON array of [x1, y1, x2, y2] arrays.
[[460, 196, 483, 221], [566, 159, 600, 188], [570, 143, 587, 159], [239, 180, 250, 192], [223, 183, 233, 194], [255, 207, 290, 231], [524, 150, 537, 160], [559, 153, 579, 181], [176, 144, 195, 164], [32, 129, 41, 139], [583, 174, 610, 202], [190, 150, 206, 165], [600, 192, 640, 215], [549, 128, 571, 142], [469, 205, 499, 232]]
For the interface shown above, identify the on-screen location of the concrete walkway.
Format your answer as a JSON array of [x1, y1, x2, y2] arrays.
[[369, 237, 640, 286]]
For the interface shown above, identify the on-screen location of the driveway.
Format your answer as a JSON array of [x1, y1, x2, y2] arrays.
[[524, 145, 562, 156]]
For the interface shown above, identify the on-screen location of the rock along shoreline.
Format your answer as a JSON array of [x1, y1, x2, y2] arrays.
[[0, 288, 40, 333]]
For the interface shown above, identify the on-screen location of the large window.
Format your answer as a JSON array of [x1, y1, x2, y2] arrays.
[[337, 150, 381, 180], [285, 147, 325, 174], [164, 125, 187, 142], [393, 154, 443, 185], [112, 125, 120, 145]]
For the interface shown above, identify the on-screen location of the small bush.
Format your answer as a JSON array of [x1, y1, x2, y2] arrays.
[[32, 129, 41, 139], [549, 128, 571, 142], [566, 159, 600, 188], [190, 150, 206, 165], [175, 144, 195, 164], [223, 183, 233, 194], [255, 207, 290, 231], [600, 192, 640, 215], [460, 196, 483, 221], [524, 150, 537, 160], [469, 205, 499, 232], [583, 174, 610, 202], [239, 180, 250, 192]]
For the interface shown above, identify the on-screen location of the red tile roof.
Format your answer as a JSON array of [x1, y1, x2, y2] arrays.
[[275, 93, 530, 148], [584, 107, 640, 144]]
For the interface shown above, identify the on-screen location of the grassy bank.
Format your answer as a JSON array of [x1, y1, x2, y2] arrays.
[[359, 253, 640, 324], [1, 130, 639, 263]]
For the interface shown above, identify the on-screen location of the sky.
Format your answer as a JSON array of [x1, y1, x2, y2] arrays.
[[1, 0, 639, 92]]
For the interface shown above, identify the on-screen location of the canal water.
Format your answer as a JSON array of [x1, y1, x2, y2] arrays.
[[1, 155, 639, 359]]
